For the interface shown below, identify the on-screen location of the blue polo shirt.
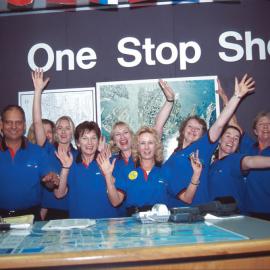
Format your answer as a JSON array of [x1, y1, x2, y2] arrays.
[[115, 165, 169, 208], [240, 133, 270, 214], [164, 133, 218, 207], [208, 153, 247, 213], [67, 159, 119, 219], [0, 139, 52, 210], [41, 141, 77, 211], [112, 153, 135, 174], [112, 153, 135, 216]]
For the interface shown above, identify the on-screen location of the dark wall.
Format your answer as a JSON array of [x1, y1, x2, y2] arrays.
[[0, 0, 269, 134]]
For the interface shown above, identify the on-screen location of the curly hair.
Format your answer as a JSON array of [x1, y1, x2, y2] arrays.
[[109, 121, 134, 154], [175, 115, 207, 152], [132, 126, 163, 165]]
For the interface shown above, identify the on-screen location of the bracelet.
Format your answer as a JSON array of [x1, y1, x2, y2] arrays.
[[62, 166, 70, 169], [234, 93, 242, 99], [166, 99, 175, 102], [190, 181, 200, 186]]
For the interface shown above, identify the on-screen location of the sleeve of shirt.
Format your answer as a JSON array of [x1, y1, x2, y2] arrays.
[[113, 167, 127, 194], [230, 153, 248, 177], [43, 139, 54, 153], [196, 132, 219, 165], [38, 146, 55, 177], [240, 132, 256, 154]]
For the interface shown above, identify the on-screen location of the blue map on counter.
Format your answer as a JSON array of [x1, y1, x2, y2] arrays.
[[0, 217, 248, 255]]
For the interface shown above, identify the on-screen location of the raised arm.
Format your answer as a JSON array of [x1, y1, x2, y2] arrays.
[[31, 68, 50, 146], [217, 79, 229, 106], [178, 150, 202, 204], [209, 74, 255, 142], [54, 148, 73, 199], [97, 148, 125, 207], [217, 79, 242, 133], [154, 79, 175, 138]]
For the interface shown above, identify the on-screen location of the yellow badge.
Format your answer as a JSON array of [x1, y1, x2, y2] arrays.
[[128, 171, 138, 181]]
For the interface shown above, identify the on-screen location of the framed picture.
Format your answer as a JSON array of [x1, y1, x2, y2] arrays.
[[97, 76, 219, 159], [18, 87, 96, 133]]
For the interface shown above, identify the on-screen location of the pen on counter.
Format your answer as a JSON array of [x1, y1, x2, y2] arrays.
[[0, 223, 31, 231]]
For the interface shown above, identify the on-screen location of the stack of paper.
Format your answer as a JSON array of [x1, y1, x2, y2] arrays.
[[41, 219, 96, 231]]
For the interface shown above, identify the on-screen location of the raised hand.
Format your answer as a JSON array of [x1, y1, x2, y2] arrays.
[[31, 68, 50, 93], [216, 79, 229, 105], [189, 150, 202, 176], [234, 74, 255, 98], [97, 150, 115, 178], [98, 135, 107, 153], [158, 79, 175, 102], [55, 148, 73, 168]]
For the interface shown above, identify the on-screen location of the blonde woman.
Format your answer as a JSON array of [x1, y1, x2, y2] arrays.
[[31, 69, 77, 220], [97, 126, 202, 216]]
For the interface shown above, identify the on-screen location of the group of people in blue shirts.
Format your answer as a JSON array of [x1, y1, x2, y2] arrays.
[[1, 70, 270, 222]]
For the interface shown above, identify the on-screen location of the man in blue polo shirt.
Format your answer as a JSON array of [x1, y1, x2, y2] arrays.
[[0, 105, 58, 220]]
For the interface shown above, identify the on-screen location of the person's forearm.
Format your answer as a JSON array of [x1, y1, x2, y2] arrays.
[[210, 94, 241, 142], [242, 156, 270, 171], [33, 90, 46, 145], [104, 174, 124, 206], [154, 101, 174, 137], [178, 173, 200, 204], [54, 168, 69, 198]]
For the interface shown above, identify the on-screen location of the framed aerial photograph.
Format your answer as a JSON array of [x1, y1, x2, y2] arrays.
[[97, 76, 219, 159]]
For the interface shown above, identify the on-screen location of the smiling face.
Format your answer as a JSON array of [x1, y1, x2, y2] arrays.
[[2, 107, 25, 143], [182, 119, 204, 146], [77, 130, 99, 158], [55, 119, 73, 145], [112, 124, 132, 152], [137, 132, 156, 161], [254, 116, 270, 144], [219, 127, 241, 158]]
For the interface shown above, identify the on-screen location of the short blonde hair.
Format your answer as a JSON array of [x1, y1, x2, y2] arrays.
[[132, 126, 163, 165]]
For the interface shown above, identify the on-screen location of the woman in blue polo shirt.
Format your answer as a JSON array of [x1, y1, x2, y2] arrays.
[[214, 83, 270, 218], [164, 74, 255, 207], [32, 69, 77, 220], [108, 80, 175, 215], [55, 121, 119, 218], [97, 126, 202, 216], [240, 111, 270, 220], [109, 79, 175, 173], [208, 125, 270, 213]]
